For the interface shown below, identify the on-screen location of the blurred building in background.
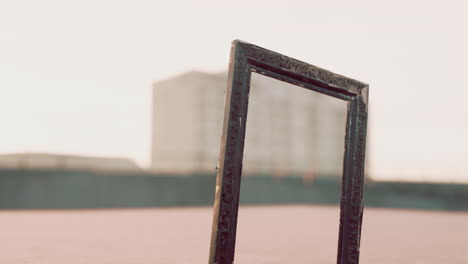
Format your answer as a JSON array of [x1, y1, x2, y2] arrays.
[[151, 71, 347, 178], [0, 153, 141, 173]]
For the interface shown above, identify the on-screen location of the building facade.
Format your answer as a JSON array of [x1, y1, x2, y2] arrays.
[[151, 71, 347, 178]]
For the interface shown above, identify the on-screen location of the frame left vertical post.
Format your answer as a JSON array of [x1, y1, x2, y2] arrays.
[[209, 40, 251, 264]]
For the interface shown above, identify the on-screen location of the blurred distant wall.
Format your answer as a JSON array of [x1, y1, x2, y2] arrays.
[[0, 153, 141, 173], [151, 71, 347, 177]]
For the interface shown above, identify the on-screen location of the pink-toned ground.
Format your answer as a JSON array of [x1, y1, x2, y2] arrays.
[[0, 205, 467, 263]]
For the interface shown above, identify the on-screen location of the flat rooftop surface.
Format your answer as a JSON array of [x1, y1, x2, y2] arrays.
[[0, 205, 467, 263]]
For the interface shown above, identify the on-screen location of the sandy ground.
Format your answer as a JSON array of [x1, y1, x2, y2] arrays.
[[0, 205, 467, 264]]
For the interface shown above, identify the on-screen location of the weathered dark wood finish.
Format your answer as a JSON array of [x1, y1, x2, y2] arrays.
[[209, 40, 369, 264]]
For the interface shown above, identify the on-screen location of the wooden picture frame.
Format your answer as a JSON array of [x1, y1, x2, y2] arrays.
[[209, 40, 369, 264]]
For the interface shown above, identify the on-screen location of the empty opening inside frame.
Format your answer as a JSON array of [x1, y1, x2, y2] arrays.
[[235, 72, 347, 262]]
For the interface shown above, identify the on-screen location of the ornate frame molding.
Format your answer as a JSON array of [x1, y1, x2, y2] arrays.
[[209, 40, 369, 264]]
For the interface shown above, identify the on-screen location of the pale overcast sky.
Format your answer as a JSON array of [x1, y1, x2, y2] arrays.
[[0, 0, 467, 182]]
